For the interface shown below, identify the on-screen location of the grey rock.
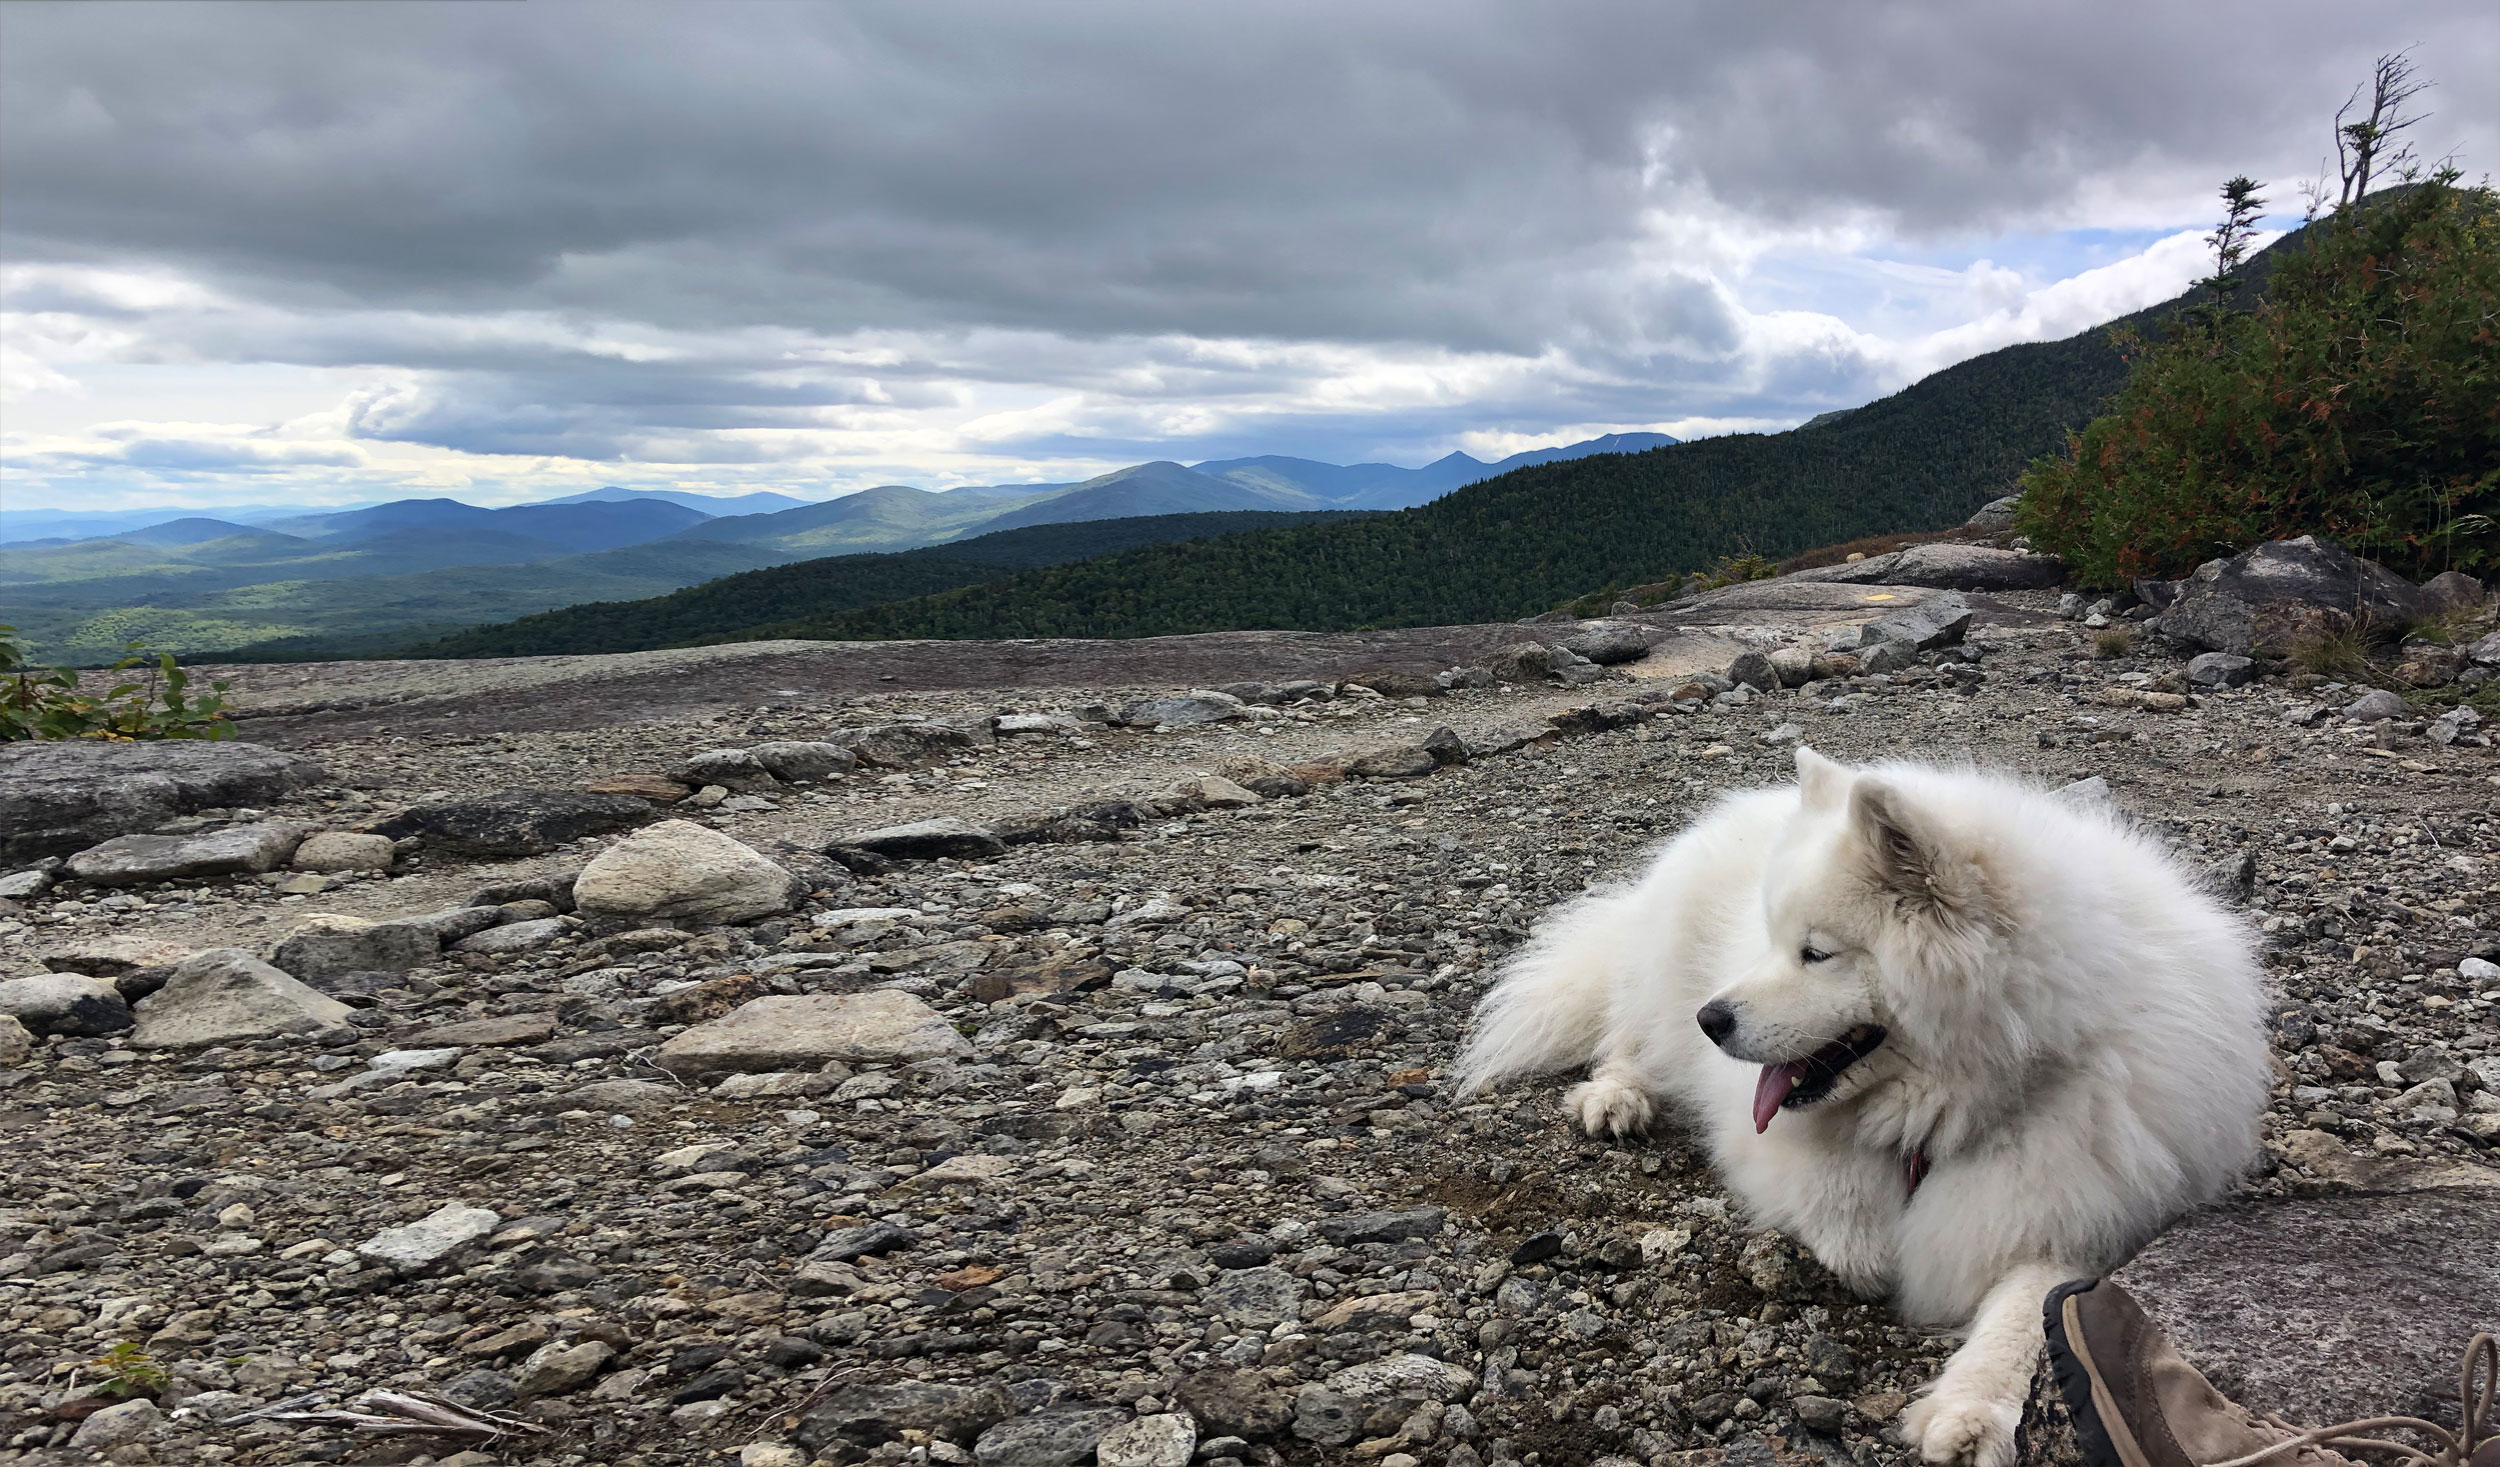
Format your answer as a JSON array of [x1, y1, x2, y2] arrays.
[[1725, 651, 1779, 692], [2151, 536, 2439, 656], [811, 1222, 917, 1263], [573, 819, 805, 924], [450, 916, 567, 955], [840, 721, 976, 768], [1119, 692, 1249, 729], [798, 1381, 1017, 1450], [366, 787, 652, 856], [0, 738, 326, 863], [1324, 1352, 1477, 1403], [1790, 544, 2061, 590], [2419, 570, 2487, 611], [1558, 622, 1651, 665], [0, 868, 50, 900], [1857, 640, 1918, 674], [654, 990, 971, 1078], [290, 831, 395, 872], [841, 817, 1008, 861], [1201, 1266, 1303, 1328], [1175, 1369, 1293, 1440], [397, 906, 507, 944], [271, 916, 439, 980], [1291, 1387, 1361, 1447], [2342, 689, 2409, 723], [2467, 629, 2500, 668], [2185, 652, 2256, 689], [130, 948, 356, 1049], [1792, 1395, 1848, 1434], [0, 973, 132, 1037], [1963, 495, 2022, 532], [358, 1202, 501, 1271], [2113, 1180, 2500, 1426], [678, 748, 769, 784], [69, 1398, 165, 1450], [1422, 725, 1471, 767], [749, 740, 857, 782], [1345, 744, 1438, 780], [2055, 776, 2113, 806], [975, 1408, 1128, 1467], [1098, 1413, 1196, 1467], [1859, 593, 1973, 651], [1486, 642, 1570, 684], [515, 1339, 615, 1398], [66, 821, 306, 886], [1767, 646, 1816, 686], [0, 1014, 29, 1063]]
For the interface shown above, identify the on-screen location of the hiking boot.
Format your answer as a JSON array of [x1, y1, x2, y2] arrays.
[[2044, 1278, 2498, 1467]]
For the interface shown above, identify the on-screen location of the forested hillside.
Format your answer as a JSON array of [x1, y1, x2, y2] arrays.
[[403, 510, 1365, 658]]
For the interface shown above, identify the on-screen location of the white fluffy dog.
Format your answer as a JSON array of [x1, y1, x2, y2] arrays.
[[1457, 749, 2268, 1467]]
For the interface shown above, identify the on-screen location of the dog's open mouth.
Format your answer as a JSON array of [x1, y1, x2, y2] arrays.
[[1751, 1024, 1888, 1132]]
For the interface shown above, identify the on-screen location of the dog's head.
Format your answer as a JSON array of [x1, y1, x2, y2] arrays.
[[1697, 747, 2003, 1132]]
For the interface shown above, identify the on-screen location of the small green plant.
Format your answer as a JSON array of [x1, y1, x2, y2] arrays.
[[1, 626, 236, 742], [2282, 618, 2389, 684], [2090, 626, 2135, 659], [1688, 552, 1779, 591], [87, 1342, 169, 1400]]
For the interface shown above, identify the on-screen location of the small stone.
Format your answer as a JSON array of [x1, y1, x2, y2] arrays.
[[413, 1012, 557, 1047], [2185, 653, 2257, 689], [655, 990, 971, 1078], [290, 832, 396, 872], [271, 914, 439, 980], [0, 1014, 29, 1063], [1318, 1207, 1446, 1246], [796, 1381, 1017, 1451], [840, 817, 1009, 861], [1292, 1387, 1361, 1447], [1201, 1266, 1303, 1328], [1792, 1395, 1848, 1433], [1346, 744, 1438, 780], [1097, 1413, 1197, 1467], [1117, 692, 1248, 729], [450, 917, 567, 955], [975, 1408, 1129, 1467], [69, 1398, 166, 1450], [2342, 689, 2409, 723], [750, 741, 858, 782], [516, 1338, 616, 1398], [358, 1203, 501, 1271], [366, 787, 652, 856], [1726, 651, 1778, 692], [1175, 1369, 1293, 1440]]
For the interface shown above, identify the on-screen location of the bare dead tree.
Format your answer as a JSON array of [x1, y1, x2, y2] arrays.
[[2306, 50, 2432, 217]]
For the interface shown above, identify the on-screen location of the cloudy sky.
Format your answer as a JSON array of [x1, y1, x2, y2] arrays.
[[3, 1, 2493, 512]]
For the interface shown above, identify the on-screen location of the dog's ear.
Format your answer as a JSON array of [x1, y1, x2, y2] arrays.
[[1794, 747, 1850, 811], [1848, 778, 1967, 916]]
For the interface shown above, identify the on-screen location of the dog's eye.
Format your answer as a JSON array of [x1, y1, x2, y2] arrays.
[[1800, 946, 1832, 964]]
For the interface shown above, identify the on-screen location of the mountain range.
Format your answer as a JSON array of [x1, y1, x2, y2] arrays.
[[0, 433, 1674, 662], [413, 222, 2333, 656]]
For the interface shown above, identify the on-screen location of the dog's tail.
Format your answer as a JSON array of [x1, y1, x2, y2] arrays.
[[1455, 888, 1627, 1094]]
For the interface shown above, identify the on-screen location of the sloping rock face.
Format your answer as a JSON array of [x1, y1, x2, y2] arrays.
[[2112, 1178, 2500, 1425], [2150, 535, 2440, 655], [1788, 544, 2064, 591], [65, 822, 307, 886], [0, 740, 328, 862], [129, 948, 355, 1048]]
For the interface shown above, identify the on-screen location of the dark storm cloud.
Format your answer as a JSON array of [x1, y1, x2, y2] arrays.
[[9, 1, 2490, 353]]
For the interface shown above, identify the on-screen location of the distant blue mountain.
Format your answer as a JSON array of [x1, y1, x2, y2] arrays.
[[1195, 431, 1678, 510], [543, 485, 813, 514]]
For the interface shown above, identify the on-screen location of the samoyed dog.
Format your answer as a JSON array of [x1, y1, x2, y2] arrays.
[[1457, 749, 2268, 1467]]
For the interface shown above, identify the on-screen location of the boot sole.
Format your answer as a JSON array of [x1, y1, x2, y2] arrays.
[[2044, 1277, 2160, 1467]]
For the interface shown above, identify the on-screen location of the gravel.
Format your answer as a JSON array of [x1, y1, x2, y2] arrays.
[[1, 587, 2494, 1466]]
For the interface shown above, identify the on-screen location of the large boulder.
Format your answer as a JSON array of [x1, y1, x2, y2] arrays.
[[0, 973, 132, 1037], [840, 722, 975, 769], [653, 990, 972, 1079], [1963, 495, 2022, 532], [365, 788, 653, 857], [64, 821, 307, 886], [0, 739, 328, 863], [130, 948, 355, 1048], [572, 820, 804, 925], [1859, 592, 1974, 651], [748, 741, 857, 782], [1790, 543, 2064, 590], [2150, 536, 2440, 656], [1557, 622, 1653, 665], [796, 1381, 1018, 1451], [2111, 1174, 2500, 1428]]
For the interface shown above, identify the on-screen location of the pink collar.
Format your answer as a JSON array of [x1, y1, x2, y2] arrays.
[[1904, 1146, 1932, 1196]]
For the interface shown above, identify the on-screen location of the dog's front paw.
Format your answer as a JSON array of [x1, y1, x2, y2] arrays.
[[1564, 1075, 1654, 1138], [1900, 1388, 2019, 1467]]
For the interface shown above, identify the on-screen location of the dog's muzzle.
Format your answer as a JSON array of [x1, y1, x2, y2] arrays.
[[1740, 1023, 1889, 1133]]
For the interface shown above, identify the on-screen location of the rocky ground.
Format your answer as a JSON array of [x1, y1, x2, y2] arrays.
[[2, 576, 2497, 1467]]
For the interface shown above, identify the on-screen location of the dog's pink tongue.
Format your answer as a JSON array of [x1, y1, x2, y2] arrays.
[[1753, 1061, 1807, 1133]]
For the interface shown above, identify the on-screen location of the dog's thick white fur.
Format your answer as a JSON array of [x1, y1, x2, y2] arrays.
[[1457, 749, 2268, 1467]]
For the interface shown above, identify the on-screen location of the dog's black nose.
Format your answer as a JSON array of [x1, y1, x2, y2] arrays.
[[1695, 1000, 1738, 1047]]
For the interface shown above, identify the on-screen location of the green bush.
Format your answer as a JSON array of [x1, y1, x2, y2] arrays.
[[1, 626, 236, 742], [2018, 172, 2498, 586]]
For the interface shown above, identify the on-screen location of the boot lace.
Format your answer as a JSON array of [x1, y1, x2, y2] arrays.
[[2209, 1334, 2496, 1467]]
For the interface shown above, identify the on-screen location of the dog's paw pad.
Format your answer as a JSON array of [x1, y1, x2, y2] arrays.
[[1564, 1076, 1653, 1138], [1901, 1391, 2018, 1467]]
